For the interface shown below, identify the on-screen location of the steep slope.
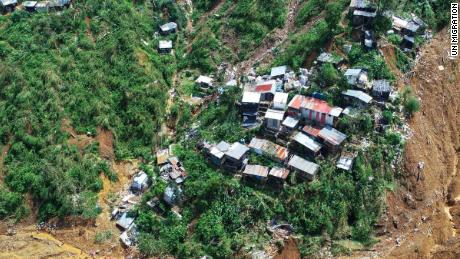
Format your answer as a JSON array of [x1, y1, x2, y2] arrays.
[[357, 29, 460, 258]]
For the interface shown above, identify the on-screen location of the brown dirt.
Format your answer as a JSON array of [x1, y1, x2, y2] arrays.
[[381, 44, 403, 79], [355, 28, 460, 258], [274, 238, 301, 259], [61, 119, 94, 151], [84, 16, 95, 43], [96, 127, 115, 161]]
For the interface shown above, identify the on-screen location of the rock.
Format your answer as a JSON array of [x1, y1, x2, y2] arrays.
[[404, 193, 417, 209]]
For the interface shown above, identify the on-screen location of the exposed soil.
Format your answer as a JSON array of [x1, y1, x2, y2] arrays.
[[274, 238, 301, 259], [96, 127, 115, 161], [381, 44, 403, 79], [61, 118, 94, 151], [355, 28, 460, 258]]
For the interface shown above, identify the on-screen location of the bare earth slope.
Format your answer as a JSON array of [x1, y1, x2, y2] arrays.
[[360, 29, 460, 258]]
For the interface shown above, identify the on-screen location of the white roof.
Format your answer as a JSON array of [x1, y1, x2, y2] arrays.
[[243, 165, 269, 178], [248, 137, 266, 151], [133, 171, 148, 185], [1, 0, 17, 5], [345, 68, 363, 77], [160, 22, 178, 32], [242, 92, 261, 103], [195, 75, 213, 85], [273, 92, 289, 105], [226, 79, 237, 86], [159, 40, 173, 49], [35, 1, 50, 8], [282, 116, 299, 129], [22, 1, 37, 7], [293, 132, 322, 153], [225, 142, 249, 160], [329, 107, 343, 117], [288, 155, 319, 178], [270, 65, 287, 78], [337, 156, 354, 171], [342, 90, 373, 103], [265, 109, 285, 121]]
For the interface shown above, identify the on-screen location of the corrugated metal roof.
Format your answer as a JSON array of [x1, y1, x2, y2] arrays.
[[317, 52, 343, 64], [265, 109, 285, 121], [216, 141, 230, 152], [282, 116, 299, 129], [159, 40, 172, 49], [353, 10, 377, 17], [269, 167, 290, 179], [337, 156, 354, 171], [273, 92, 289, 105], [243, 165, 269, 178], [262, 141, 289, 161], [242, 91, 261, 103], [372, 80, 392, 92], [1, 0, 17, 5], [318, 127, 347, 146], [226, 142, 249, 160], [160, 22, 178, 32], [288, 155, 319, 177], [345, 68, 363, 77], [133, 171, 148, 185], [342, 90, 373, 103], [293, 132, 322, 152], [249, 137, 266, 151], [116, 212, 135, 230], [23, 1, 37, 7], [157, 149, 170, 165], [270, 65, 287, 77], [288, 95, 333, 113], [302, 125, 321, 137]]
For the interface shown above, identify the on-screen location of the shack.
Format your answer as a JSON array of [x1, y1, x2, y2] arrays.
[[35, 1, 50, 12], [159, 22, 178, 35], [401, 35, 415, 51], [163, 185, 182, 206], [270, 65, 287, 79], [0, 0, 17, 13], [344, 68, 369, 89], [268, 167, 290, 187], [23, 1, 37, 11], [251, 81, 277, 101], [206, 141, 230, 166], [120, 224, 138, 247], [288, 155, 319, 181], [318, 127, 347, 154], [116, 212, 135, 230], [372, 80, 392, 100], [337, 155, 354, 171], [241, 91, 261, 127], [342, 90, 373, 107], [352, 10, 377, 28], [50, 0, 71, 10], [157, 149, 170, 165], [223, 142, 250, 171], [392, 16, 425, 37], [242, 165, 269, 182], [363, 30, 377, 50], [316, 52, 344, 68], [282, 116, 299, 131], [130, 171, 149, 193], [291, 132, 322, 158], [349, 0, 376, 12], [158, 40, 173, 54], [288, 95, 343, 126], [264, 109, 285, 132], [248, 137, 289, 162], [273, 92, 289, 110], [301, 125, 321, 139]]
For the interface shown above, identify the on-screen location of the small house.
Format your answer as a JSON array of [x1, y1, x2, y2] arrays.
[[362, 30, 377, 50], [116, 212, 135, 230], [337, 155, 354, 171], [344, 68, 369, 89], [316, 52, 344, 68], [342, 90, 373, 107], [282, 116, 299, 131], [223, 142, 250, 171], [120, 224, 138, 247], [270, 65, 287, 79], [35, 1, 50, 12], [130, 171, 149, 193], [23, 1, 37, 11], [0, 0, 17, 13], [372, 80, 392, 100], [50, 0, 71, 10], [159, 22, 178, 35], [301, 125, 321, 139], [401, 35, 415, 51], [392, 16, 423, 37], [241, 91, 261, 127], [163, 185, 182, 206], [318, 127, 347, 154], [195, 75, 214, 88], [288, 155, 320, 181], [204, 141, 230, 166], [242, 165, 269, 182], [264, 109, 285, 132], [291, 132, 322, 158], [248, 137, 289, 162], [268, 167, 290, 187], [158, 40, 173, 54], [273, 92, 289, 110], [349, 0, 376, 12], [288, 95, 343, 126], [253, 81, 277, 101], [352, 10, 377, 28]]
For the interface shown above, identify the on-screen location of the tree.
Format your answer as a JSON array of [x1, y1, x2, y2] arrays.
[[404, 96, 420, 117], [325, 2, 341, 31]]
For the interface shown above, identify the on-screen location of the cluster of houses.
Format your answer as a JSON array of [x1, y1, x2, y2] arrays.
[[349, 0, 427, 52], [0, 0, 71, 13], [156, 148, 187, 208], [157, 21, 177, 54]]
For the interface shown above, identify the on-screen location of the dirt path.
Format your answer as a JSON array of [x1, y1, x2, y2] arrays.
[[355, 29, 460, 258], [96, 127, 115, 161]]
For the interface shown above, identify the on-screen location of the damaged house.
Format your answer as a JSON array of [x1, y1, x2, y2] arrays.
[[372, 80, 393, 100], [288, 95, 343, 126], [130, 171, 149, 193], [288, 155, 320, 181], [163, 185, 183, 206], [195, 75, 214, 89], [270, 65, 288, 80], [316, 52, 344, 68], [159, 21, 178, 35], [342, 89, 373, 107], [337, 155, 355, 171], [116, 212, 136, 230], [0, 0, 17, 13], [344, 68, 369, 89]]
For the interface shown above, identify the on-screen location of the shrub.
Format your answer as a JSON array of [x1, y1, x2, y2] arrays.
[[404, 96, 420, 116]]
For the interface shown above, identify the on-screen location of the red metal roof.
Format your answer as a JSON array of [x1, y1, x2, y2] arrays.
[[302, 126, 321, 137], [288, 95, 332, 113], [255, 84, 273, 92]]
